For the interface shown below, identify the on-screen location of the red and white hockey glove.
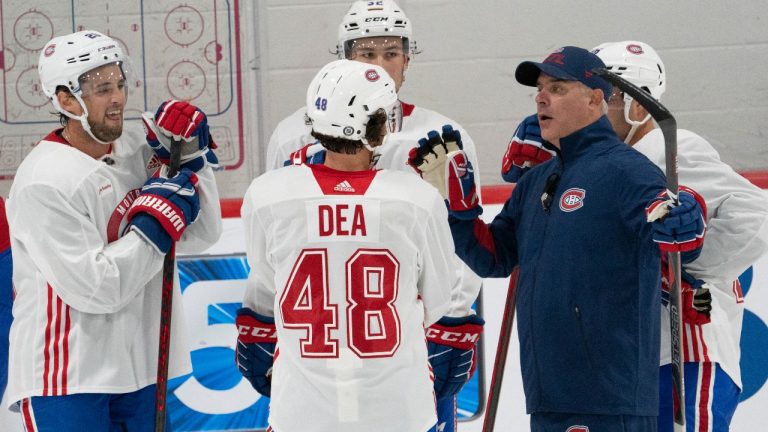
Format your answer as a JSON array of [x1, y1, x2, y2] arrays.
[[142, 100, 218, 172], [408, 125, 481, 220], [646, 186, 707, 256], [236, 308, 277, 398], [426, 315, 485, 400], [661, 260, 712, 326], [501, 114, 556, 183], [127, 167, 200, 254]]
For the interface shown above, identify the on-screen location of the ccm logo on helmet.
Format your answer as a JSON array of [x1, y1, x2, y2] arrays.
[[559, 188, 586, 212], [365, 69, 380, 82], [627, 44, 644, 55]]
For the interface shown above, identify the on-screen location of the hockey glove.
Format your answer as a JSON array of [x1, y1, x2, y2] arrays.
[[283, 142, 326, 166], [236, 308, 277, 397], [646, 186, 707, 256], [661, 261, 712, 325], [408, 125, 481, 220], [426, 315, 484, 400], [127, 167, 200, 254], [501, 114, 556, 183], [142, 100, 219, 172]]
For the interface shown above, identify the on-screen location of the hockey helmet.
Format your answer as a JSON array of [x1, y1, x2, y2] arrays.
[[38, 30, 130, 144], [336, 0, 416, 59], [306, 59, 397, 147]]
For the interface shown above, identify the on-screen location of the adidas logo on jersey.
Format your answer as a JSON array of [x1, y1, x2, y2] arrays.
[[334, 180, 355, 193]]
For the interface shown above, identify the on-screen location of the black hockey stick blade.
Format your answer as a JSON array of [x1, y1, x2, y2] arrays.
[[594, 68, 685, 429], [155, 138, 182, 432], [482, 268, 519, 432]]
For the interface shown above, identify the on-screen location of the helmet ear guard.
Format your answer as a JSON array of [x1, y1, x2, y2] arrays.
[[305, 59, 398, 151], [334, 0, 418, 59]]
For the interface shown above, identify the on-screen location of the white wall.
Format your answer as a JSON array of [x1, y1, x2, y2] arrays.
[[1, 1, 765, 197], [257, 0, 768, 190]]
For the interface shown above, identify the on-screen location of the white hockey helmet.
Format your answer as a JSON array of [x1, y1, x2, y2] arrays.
[[591, 41, 666, 100], [38, 30, 128, 144], [306, 59, 397, 148], [336, 0, 416, 58], [592, 41, 666, 143]]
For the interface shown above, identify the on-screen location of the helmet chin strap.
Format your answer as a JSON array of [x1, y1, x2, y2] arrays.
[[52, 94, 112, 145], [622, 98, 651, 144]]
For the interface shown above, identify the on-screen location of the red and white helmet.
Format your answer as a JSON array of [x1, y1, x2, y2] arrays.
[[306, 59, 397, 148], [336, 0, 416, 59], [592, 41, 666, 142], [38, 30, 128, 144]]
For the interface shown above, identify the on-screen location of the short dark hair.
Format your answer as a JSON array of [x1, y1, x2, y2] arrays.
[[54, 86, 72, 126], [311, 109, 388, 154]]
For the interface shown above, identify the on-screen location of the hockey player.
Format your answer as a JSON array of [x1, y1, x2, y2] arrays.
[[593, 40, 768, 432], [6, 30, 221, 430], [0, 197, 10, 399], [410, 46, 708, 432], [236, 59, 473, 432], [265, 3, 484, 429]]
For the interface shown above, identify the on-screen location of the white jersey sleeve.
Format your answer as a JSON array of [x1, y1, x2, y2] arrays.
[[634, 128, 768, 388], [240, 164, 455, 432], [265, 107, 315, 170]]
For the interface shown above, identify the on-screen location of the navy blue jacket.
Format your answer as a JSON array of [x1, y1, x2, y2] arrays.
[[452, 117, 667, 416]]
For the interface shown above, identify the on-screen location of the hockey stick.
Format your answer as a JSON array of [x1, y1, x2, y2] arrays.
[[154, 138, 182, 432], [481, 267, 519, 432], [594, 68, 685, 431]]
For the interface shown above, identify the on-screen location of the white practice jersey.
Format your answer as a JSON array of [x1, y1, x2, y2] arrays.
[[6, 125, 222, 408], [635, 128, 768, 388], [266, 101, 482, 316], [241, 164, 457, 432]]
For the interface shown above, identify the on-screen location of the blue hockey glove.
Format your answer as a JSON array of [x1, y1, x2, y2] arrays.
[[501, 114, 556, 183], [283, 142, 326, 166], [426, 314, 484, 400], [236, 308, 277, 397], [127, 167, 200, 254], [142, 100, 219, 172], [646, 186, 706, 255], [408, 125, 482, 220]]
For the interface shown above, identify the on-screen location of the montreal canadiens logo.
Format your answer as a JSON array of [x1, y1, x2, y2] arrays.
[[365, 69, 380, 82], [559, 188, 586, 212], [627, 44, 644, 55], [44, 44, 56, 57]]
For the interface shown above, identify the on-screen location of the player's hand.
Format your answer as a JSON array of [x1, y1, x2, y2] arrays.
[[426, 315, 484, 400], [408, 125, 482, 220], [501, 114, 556, 183], [235, 308, 277, 397], [127, 167, 200, 254], [661, 263, 712, 325], [142, 100, 219, 172], [646, 186, 706, 255], [283, 143, 326, 166]]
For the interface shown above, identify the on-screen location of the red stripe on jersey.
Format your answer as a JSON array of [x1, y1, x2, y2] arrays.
[[472, 219, 497, 256], [43, 285, 54, 396], [697, 324, 710, 362], [21, 398, 37, 431], [62, 303, 71, 394], [698, 362, 714, 432], [52, 296, 63, 396]]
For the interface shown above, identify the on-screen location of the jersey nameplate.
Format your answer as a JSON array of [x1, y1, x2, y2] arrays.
[[306, 198, 380, 243]]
